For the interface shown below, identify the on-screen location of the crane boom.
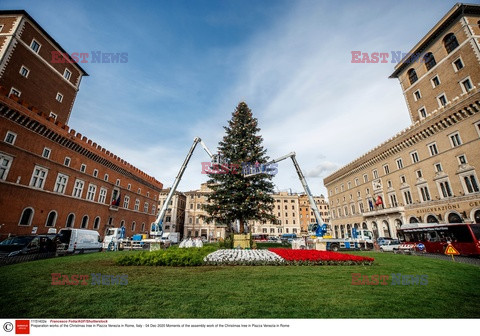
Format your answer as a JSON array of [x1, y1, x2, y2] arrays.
[[266, 152, 325, 233], [151, 137, 213, 237]]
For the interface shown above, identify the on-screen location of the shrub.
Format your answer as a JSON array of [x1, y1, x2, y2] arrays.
[[116, 246, 218, 267]]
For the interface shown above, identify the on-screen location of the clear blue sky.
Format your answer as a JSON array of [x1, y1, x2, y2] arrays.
[[4, 0, 461, 196]]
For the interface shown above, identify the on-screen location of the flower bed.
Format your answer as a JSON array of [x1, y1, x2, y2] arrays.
[[203, 249, 285, 266], [268, 248, 374, 265], [202, 248, 374, 266]]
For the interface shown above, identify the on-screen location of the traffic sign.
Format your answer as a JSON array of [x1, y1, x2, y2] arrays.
[[444, 244, 460, 255]]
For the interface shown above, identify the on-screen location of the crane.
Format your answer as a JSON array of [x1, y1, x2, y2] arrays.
[[150, 137, 214, 237], [245, 152, 329, 237]]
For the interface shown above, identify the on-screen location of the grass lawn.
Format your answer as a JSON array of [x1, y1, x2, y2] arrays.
[[0, 250, 479, 318]]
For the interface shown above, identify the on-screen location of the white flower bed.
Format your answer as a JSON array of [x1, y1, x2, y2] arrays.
[[204, 249, 285, 266]]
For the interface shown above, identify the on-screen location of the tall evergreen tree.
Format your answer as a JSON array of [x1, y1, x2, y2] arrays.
[[203, 102, 276, 233]]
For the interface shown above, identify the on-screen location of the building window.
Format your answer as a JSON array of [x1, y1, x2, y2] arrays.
[[19, 207, 34, 226], [66, 213, 75, 228], [80, 215, 88, 229], [122, 195, 130, 209], [93, 169, 98, 178], [116, 179, 121, 186], [431, 75, 440, 87], [80, 164, 86, 173], [53, 173, 68, 194], [134, 199, 140, 211], [419, 185, 431, 202], [437, 94, 447, 107], [460, 78, 473, 93], [30, 39, 41, 53], [354, 178, 359, 186], [416, 170, 423, 179], [453, 58, 464, 72], [9, 87, 21, 97], [93, 217, 100, 230], [19, 66, 30, 77], [396, 158, 403, 169], [372, 169, 378, 179], [449, 132, 462, 147], [476, 121, 480, 138], [72, 179, 85, 198], [363, 174, 368, 183], [86, 184, 97, 201], [151, 205, 156, 215], [0, 153, 14, 180], [45, 211, 57, 227], [387, 180, 392, 188], [104, 174, 109, 181], [359, 202, 364, 213], [403, 190, 413, 205], [463, 174, 480, 194], [64, 157, 71, 167], [141, 223, 146, 232], [413, 90, 421, 101], [131, 221, 136, 231], [63, 69, 72, 80], [56, 93, 63, 102], [4, 131, 17, 145], [443, 33, 459, 54], [42, 147, 51, 159], [127, 183, 131, 190], [99, 187, 107, 204], [428, 143, 438, 156], [0, 25, 3, 32], [424, 52, 436, 71], [418, 107, 427, 119], [408, 69, 418, 85], [457, 155, 467, 165], [389, 194, 398, 207], [400, 175, 406, 184], [438, 180, 453, 198], [49, 112, 57, 120], [144, 202, 149, 213], [410, 151, 419, 163], [30, 166, 48, 189], [434, 163, 443, 173]]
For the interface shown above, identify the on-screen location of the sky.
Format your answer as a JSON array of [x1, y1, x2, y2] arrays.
[[3, 0, 463, 197]]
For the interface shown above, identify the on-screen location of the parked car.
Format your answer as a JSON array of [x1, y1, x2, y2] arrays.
[[268, 236, 281, 243], [0, 235, 56, 258], [379, 239, 402, 252], [376, 237, 395, 246]]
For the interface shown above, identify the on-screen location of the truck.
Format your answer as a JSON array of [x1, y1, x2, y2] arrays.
[[247, 152, 374, 251], [161, 232, 180, 244], [56, 228, 103, 255]]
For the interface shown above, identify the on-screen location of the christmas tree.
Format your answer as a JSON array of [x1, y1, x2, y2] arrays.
[[202, 102, 276, 233]]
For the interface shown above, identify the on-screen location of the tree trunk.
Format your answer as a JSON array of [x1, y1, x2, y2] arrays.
[[239, 219, 244, 234]]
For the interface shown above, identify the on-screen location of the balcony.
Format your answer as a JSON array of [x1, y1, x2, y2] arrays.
[[363, 205, 405, 217]]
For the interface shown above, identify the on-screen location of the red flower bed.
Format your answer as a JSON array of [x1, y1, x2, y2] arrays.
[[268, 248, 374, 265]]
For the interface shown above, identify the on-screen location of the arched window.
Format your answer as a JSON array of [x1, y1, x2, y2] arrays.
[[66, 213, 75, 227], [45, 211, 57, 227], [372, 222, 379, 238], [447, 212, 463, 223], [93, 217, 100, 230], [141, 222, 146, 232], [81, 215, 88, 229], [382, 220, 391, 238], [19, 207, 34, 226], [394, 219, 402, 230], [423, 52, 436, 70], [408, 68, 418, 85], [443, 33, 459, 54], [474, 210, 480, 224], [120, 220, 125, 228], [362, 222, 368, 230], [409, 216, 419, 223], [131, 221, 136, 231], [426, 215, 438, 223]]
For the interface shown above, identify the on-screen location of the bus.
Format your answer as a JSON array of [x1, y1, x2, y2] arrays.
[[396, 223, 480, 256]]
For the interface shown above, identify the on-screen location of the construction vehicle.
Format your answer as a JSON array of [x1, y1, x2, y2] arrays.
[[150, 137, 216, 240], [245, 152, 374, 251]]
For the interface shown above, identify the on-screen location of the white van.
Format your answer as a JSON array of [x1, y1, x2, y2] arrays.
[[56, 229, 102, 255], [102, 227, 126, 250]]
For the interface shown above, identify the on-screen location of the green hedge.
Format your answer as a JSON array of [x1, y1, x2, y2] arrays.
[[116, 246, 218, 267]]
